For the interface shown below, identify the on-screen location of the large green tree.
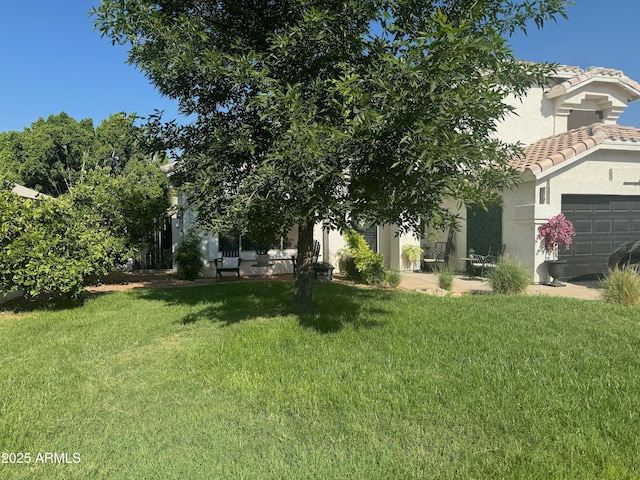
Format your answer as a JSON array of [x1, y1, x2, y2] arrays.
[[0, 112, 94, 196], [93, 0, 569, 309]]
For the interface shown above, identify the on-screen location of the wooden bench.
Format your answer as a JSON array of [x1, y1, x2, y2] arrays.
[[214, 249, 242, 280]]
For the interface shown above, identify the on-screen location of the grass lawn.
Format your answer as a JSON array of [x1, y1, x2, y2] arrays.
[[1, 281, 639, 479]]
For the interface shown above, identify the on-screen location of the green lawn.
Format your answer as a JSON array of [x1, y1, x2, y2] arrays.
[[1, 282, 639, 479]]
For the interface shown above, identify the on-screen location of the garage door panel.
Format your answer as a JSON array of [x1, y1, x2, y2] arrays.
[[574, 220, 593, 234], [613, 219, 631, 233], [594, 241, 614, 255], [569, 263, 595, 278], [572, 241, 592, 255], [612, 201, 631, 212], [561, 195, 640, 278], [593, 220, 611, 234], [573, 203, 594, 212]]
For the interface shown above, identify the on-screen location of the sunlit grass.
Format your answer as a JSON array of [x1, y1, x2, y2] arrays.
[[1, 282, 639, 478]]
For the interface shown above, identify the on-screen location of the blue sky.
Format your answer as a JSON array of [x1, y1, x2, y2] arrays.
[[1, 0, 639, 134]]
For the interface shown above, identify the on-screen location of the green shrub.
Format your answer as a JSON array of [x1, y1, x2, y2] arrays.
[[339, 230, 387, 285], [175, 231, 202, 280], [386, 270, 403, 289], [0, 190, 126, 299], [337, 252, 359, 280], [601, 266, 640, 306], [487, 256, 530, 294], [435, 264, 454, 292]]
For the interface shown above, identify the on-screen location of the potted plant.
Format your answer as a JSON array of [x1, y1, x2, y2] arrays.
[[254, 241, 271, 266], [536, 213, 576, 286], [401, 244, 424, 272]]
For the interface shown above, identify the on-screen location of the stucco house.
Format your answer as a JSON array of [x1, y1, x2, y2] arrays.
[[494, 65, 640, 283], [166, 64, 640, 283], [322, 65, 640, 283]]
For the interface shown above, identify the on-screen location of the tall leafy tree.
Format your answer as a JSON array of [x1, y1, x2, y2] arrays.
[[0, 131, 23, 184], [70, 160, 170, 251], [93, 0, 569, 309], [19, 112, 95, 196], [93, 112, 160, 172]]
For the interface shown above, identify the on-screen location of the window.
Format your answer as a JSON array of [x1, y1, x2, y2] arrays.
[[219, 225, 298, 252], [358, 225, 378, 253], [539, 186, 547, 205], [567, 110, 602, 130]]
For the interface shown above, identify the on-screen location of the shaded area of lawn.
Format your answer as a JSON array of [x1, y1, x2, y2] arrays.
[[1, 282, 639, 479], [134, 280, 393, 333]]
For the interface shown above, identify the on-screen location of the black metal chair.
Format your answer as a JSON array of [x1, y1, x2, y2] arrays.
[[292, 240, 333, 279], [423, 241, 448, 271]]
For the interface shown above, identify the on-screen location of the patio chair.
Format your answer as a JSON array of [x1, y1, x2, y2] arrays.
[[423, 241, 448, 271], [214, 248, 242, 280], [469, 253, 498, 279]]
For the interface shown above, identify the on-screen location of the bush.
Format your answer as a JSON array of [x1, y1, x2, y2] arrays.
[[339, 230, 387, 286], [175, 231, 202, 280], [386, 270, 403, 289], [435, 264, 454, 292], [0, 190, 126, 299], [601, 266, 640, 306], [487, 256, 530, 294]]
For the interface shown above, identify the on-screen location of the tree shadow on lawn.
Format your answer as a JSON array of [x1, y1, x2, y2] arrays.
[[133, 281, 393, 333], [0, 290, 101, 314]]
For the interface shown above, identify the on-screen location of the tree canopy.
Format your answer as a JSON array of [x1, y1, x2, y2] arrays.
[[0, 112, 171, 298], [0, 112, 160, 196], [93, 0, 569, 308]]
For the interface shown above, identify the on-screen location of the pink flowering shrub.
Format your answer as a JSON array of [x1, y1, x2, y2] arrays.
[[536, 213, 576, 259]]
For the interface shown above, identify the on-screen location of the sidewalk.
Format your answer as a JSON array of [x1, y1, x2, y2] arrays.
[[399, 272, 602, 300]]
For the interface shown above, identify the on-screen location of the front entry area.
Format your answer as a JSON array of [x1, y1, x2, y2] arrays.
[[561, 194, 640, 278]]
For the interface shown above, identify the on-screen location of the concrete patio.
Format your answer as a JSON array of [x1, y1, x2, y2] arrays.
[[399, 271, 603, 300]]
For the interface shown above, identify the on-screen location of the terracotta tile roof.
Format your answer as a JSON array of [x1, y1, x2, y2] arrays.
[[546, 66, 640, 99], [512, 123, 640, 174]]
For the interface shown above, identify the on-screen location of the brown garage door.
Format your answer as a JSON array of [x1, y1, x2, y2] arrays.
[[561, 195, 640, 278]]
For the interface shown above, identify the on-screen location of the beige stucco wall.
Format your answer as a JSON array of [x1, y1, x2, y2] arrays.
[[496, 87, 558, 145], [322, 225, 418, 273], [502, 180, 538, 281]]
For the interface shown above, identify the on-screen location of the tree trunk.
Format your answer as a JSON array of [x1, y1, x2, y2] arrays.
[[293, 221, 315, 311]]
